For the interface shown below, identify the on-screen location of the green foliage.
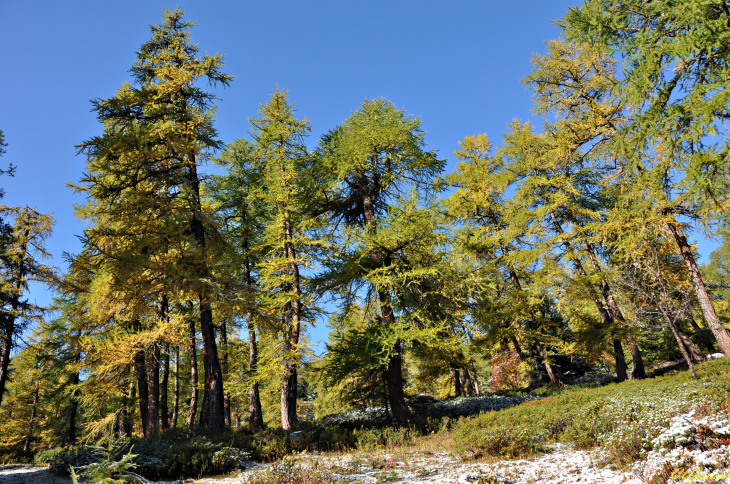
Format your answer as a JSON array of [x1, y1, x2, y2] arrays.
[[452, 358, 730, 463], [69, 440, 140, 484]]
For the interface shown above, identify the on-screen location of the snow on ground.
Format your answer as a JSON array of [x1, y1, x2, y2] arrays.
[[0, 465, 71, 484]]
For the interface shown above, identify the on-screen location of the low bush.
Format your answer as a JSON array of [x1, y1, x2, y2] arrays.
[[451, 358, 730, 464]]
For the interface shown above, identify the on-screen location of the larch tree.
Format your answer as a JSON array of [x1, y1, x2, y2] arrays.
[[74, 8, 233, 430], [247, 88, 315, 430], [562, 0, 730, 356], [209, 138, 267, 432], [313, 99, 445, 425]]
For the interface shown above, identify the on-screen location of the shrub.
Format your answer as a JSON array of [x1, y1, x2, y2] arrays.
[[451, 358, 730, 463]]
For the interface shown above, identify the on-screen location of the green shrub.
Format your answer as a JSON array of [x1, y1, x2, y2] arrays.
[[451, 358, 730, 463]]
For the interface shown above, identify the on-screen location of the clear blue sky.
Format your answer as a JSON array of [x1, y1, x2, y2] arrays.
[[0, 1, 719, 346]]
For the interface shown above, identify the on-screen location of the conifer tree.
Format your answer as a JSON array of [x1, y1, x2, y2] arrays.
[[209, 138, 267, 432], [314, 99, 445, 425], [75, 8, 232, 430], [0, 207, 55, 406], [562, 0, 730, 357], [246, 88, 315, 430]]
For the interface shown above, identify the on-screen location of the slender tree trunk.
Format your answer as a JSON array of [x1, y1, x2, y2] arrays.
[[186, 314, 198, 429], [240, 206, 264, 433], [123, 380, 134, 438], [584, 240, 647, 380], [23, 384, 39, 452], [171, 346, 179, 429], [160, 342, 170, 431], [461, 368, 474, 397], [470, 361, 481, 396], [188, 158, 226, 430], [509, 334, 540, 388], [281, 215, 302, 430], [247, 313, 264, 433], [220, 320, 231, 427], [667, 218, 730, 357], [146, 341, 160, 437], [449, 366, 464, 397], [676, 328, 704, 362], [667, 318, 699, 380], [133, 319, 149, 436], [0, 329, 12, 409], [500, 241, 565, 385], [363, 193, 412, 425]]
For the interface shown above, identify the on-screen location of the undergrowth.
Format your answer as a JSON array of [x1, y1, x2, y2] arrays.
[[450, 358, 730, 466]]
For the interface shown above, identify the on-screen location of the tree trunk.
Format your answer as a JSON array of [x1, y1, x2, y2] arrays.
[[667, 218, 730, 357], [0, 329, 12, 409], [668, 319, 699, 380], [160, 343, 170, 431], [186, 315, 198, 429], [146, 341, 160, 437], [676, 329, 704, 362], [449, 366, 464, 397], [67, 368, 81, 444], [188, 158, 226, 430], [470, 360, 481, 396], [133, 319, 149, 436], [501, 246, 565, 386], [363, 193, 412, 426], [613, 339, 628, 381], [248, 316, 264, 433], [23, 384, 39, 452], [123, 380, 134, 438], [220, 320, 231, 427], [584, 240, 647, 380], [509, 334, 540, 389], [240, 207, 264, 433], [171, 346, 179, 429], [281, 216, 302, 431], [461, 368, 474, 397]]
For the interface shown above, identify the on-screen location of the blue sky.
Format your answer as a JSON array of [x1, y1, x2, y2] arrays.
[[0, 1, 720, 347]]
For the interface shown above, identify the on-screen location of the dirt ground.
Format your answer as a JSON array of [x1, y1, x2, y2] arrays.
[[0, 465, 71, 484]]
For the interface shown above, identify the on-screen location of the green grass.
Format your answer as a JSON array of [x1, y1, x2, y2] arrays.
[[450, 358, 730, 466]]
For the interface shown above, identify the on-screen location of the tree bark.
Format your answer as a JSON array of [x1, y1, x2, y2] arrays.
[[188, 157, 226, 431], [449, 366, 464, 397], [549, 213, 627, 381], [500, 241, 565, 386], [667, 218, 730, 357], [23, 384, 39, 452], [0, 231, 28, 407], [171, 346, 179, 429], [123, 380, 134, 438], [160, 342, 170, 431], [676, 328, 704, 362], [146, 341, 160, 437], [461, 368, 474, 397], [186, 314, 198, 429], [470, 360, 481, 396], [509, 334, 540, 389], [668, 319, 699, 380], [363, 192, 413, 425], [220, 320, 231, 427], [132, 319, 149, 436], [281, 215, 302, 430], [248, 316, 265, 433]]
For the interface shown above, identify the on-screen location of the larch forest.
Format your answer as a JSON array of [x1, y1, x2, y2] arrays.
[[3, 2, 730, 483]]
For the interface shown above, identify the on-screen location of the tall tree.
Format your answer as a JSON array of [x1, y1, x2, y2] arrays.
[[75, 8, 232, 430], [562, 0, 730, 357], [247, 88, 314, 430], [314, 99, 445, 425]]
